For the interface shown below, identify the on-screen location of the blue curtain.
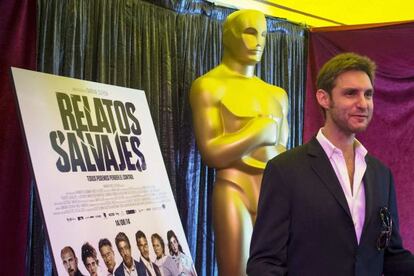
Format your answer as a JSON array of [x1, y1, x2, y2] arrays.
[[32, 0, 307, 275]]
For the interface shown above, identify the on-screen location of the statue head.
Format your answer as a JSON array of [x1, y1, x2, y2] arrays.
[[223, 10, 267, 65]]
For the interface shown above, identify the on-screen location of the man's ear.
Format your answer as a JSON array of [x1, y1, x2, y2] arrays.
[[316, 89, 330, 110]]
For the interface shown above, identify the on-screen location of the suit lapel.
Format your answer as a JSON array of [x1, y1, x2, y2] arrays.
[[307, 138, 353, 219], [361, 155, 376, 239]]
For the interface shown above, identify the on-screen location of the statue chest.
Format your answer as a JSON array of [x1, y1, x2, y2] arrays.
[[221, 88, 281, 117]]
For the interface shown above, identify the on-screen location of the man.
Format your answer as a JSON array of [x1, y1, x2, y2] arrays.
[[61, 246, 85, 276], [114, 232, 146, 276], [247, 53, 414, 275], [81, 242, 100, 276], [135, 230, 161, 276], [151, 233, 180, 276], [167, 230, 197, 276], [99, 238, 117, 275]]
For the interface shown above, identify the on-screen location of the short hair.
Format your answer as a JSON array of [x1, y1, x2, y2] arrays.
[[61, 246, 76, 258], [316, 52, 376, 94], [115, 232, 130, 248], [151, 233, 165, 254], [135, 230, 146, 242], [81, 242, 98, 265], [98, 238, 112, 250], [167, 230, 184, 255]]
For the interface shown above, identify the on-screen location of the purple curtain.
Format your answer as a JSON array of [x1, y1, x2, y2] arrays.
[[304, 22, 414, 252], [0, 0, 36, 275]]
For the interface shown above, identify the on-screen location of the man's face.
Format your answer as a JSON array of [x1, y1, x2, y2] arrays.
[[85, 257, 98, 276], [320, 70, 374, 135], [151, 238, 163, 258], [169, 236, 179, 255], [137, 237, 150, 261], [225, 12, 267, 65], [117, 241, 133, 268], [99, 245, 116, 272], [61, 250, 78, 276]]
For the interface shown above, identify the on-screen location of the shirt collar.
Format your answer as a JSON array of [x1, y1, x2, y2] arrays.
[[316, 128, 368, 158], [106, 268, 115, 276], [141, 257, 152, 268], [123, 261, 136, 273]]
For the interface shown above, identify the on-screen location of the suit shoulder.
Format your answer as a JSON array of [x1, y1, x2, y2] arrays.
[[366, 154, 390, 172], [114, 264, 123, 276], [135, 259, 147, 273], [269, 142, 309, 166]]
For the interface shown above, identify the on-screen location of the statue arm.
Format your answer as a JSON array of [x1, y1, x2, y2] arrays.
[[190, 78, 277, 168]]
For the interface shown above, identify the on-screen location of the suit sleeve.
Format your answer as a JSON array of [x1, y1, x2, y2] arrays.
[[383, 170, 414, 275], [246, 161, 290, 276]]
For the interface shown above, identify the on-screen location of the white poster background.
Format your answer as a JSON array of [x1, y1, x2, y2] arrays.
[[12, 68, 196, 276]]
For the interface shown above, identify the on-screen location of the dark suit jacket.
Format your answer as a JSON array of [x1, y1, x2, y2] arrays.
[[114, 259, 147, 276], [74, 270, 85, 276], [153, 263, 162, 276], [247, 138, 414, 276], [140, 257, 162, 276]]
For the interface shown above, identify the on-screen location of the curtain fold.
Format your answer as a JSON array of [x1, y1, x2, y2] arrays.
[[35, 0, 307, 274], [0, 1, 36, 275]]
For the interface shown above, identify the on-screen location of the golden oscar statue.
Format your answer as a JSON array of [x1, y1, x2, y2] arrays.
[[189, 10, 289, 276]]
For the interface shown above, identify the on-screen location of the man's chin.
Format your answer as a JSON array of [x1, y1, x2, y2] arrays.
[[350, 118, 371, 132], [351, 124, 369, 133], [125, 259, 133, 267]]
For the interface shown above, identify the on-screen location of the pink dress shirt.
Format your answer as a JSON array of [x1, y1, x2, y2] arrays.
[[316, 129, 367, 243]]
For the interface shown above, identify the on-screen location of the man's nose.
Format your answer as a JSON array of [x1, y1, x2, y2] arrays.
[[356, 94, 368, 109]]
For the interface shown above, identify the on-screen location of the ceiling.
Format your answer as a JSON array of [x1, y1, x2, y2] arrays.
[[207, 0, 414, 28]]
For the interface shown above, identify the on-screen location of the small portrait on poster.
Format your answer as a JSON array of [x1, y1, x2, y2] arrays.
[[59, 229, 195, 276]]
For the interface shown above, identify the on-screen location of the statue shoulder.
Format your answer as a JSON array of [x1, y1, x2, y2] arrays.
[[259, 80, 289, 111], [274, 85, 288, 102], [190, 70, 226, 107]]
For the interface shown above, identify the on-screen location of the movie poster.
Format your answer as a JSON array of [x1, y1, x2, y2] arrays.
[[12, 68, 197, 276]]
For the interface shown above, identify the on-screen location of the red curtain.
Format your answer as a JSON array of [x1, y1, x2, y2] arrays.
[[304, 22, 414, 252], [0, 0, 36, 274]]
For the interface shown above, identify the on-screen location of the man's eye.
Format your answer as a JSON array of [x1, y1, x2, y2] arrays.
[[365, 91, 373, 97]]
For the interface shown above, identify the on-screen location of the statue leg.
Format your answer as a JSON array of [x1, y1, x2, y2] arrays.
[[213, 179, 253, 276]]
